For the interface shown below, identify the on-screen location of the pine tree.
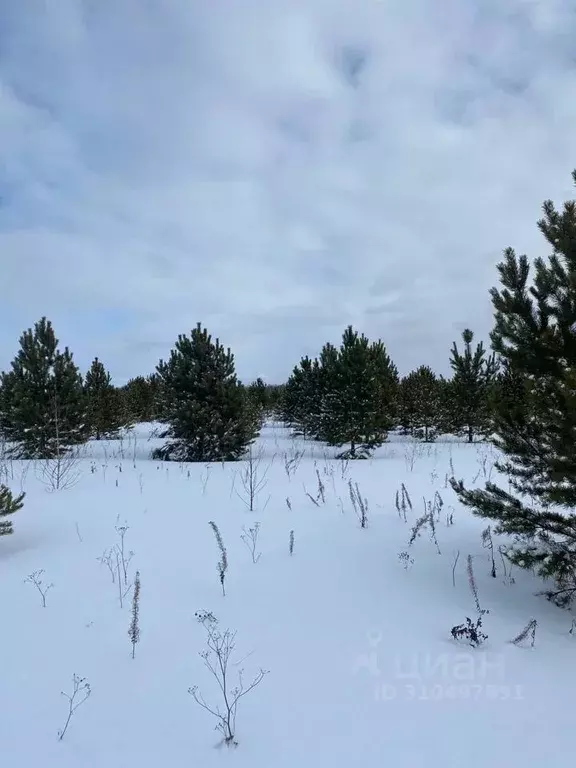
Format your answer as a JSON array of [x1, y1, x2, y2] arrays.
[[246, 378, 268, 411], [451, 170, 576, 606], [282, 357, 324, 438], [402, 366, 442, 442], [0, 318, 88, 458], [85, 358, 127, 440], [265, 384, 285, 417], [154, 323, 259, 462], [0, 484, 24, 537], [397, 375, 417, 436], [122, 375, 161, 423], [448, 329, 498, 442], [321, 326, 398, 458]]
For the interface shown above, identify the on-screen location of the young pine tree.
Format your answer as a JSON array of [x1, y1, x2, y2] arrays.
[[451, 170, 576, 606], [321, 326, 398, 458], [397, 375, 417, 436], [402, 365, 442, 442], [85, 358, 127, 440], [282, 356, 324, 438], [154, 323, 259, 462], [0, 485, 25, 538], [0, 318, 88, 459], [448, 329, 498, 442], [246, 378, 268, 412]]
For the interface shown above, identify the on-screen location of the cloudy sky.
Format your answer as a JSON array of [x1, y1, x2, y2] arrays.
[[1, 0, 575, 384]]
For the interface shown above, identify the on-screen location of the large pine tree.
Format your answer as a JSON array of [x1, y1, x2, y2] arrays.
[[0, 318, 88, 458], [85, 357, 127, 440], [154, 323, 259, 462], [452, 170, 576, 606], [448, 329, 498, 442], [321, 326, 398, 458]]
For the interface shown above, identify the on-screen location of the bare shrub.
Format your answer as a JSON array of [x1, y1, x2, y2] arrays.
[[36, 446, 83, 492], [237, 446, 271, 512]]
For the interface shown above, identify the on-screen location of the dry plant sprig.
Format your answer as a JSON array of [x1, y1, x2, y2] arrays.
[[241, 523, 262, 564], [58, 674, 91, 741], [481, 525, 497, 578], [407, 497, 441, 554], [24, 569, 53, 607], [467, 555, 489, 615], [395, 483, 412, 522], [189, 611, 269, 747], [209, 521, 228, 596], [510, 619, 537, 648], [128, 570, 141, 658], [349, 480, 368, 528]]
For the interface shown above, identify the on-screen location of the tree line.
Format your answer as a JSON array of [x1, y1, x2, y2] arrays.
[[0, 315, 500, 464]]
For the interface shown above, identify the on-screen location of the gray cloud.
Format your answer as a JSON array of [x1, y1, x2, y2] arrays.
[[1, 0, 575, 384]]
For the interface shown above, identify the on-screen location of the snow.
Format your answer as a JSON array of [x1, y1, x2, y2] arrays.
[[1, 422, 575, 767]]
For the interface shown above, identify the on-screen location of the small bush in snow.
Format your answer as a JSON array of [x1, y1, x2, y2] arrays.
[[236, 445, 271, 512], [451, 617, 488, 648]]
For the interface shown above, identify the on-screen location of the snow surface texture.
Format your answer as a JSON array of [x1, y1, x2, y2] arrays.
[[1, 423, 574, 767]]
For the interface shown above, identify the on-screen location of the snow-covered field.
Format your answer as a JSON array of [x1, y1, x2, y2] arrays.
[[1, 422, 574, 767]]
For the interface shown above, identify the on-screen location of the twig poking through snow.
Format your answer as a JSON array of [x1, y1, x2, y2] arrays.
[[452, 550, 460, 587]]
